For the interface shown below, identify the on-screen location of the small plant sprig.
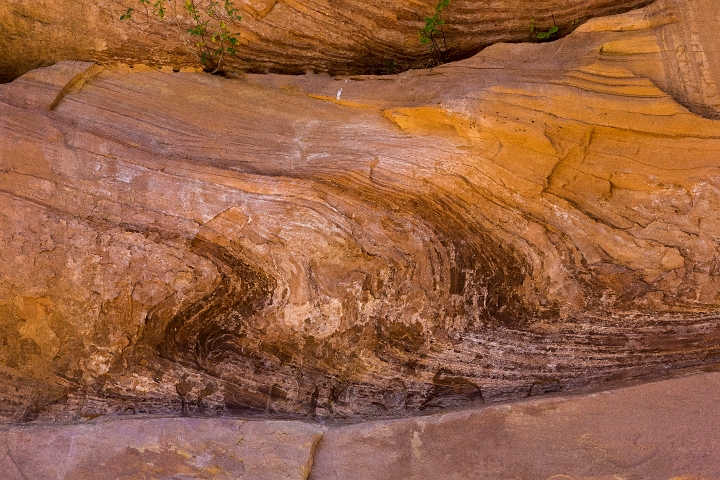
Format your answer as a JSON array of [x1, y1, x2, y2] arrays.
[[530, 14, 559, 41], [121, 0, 243, 74], [419, 0, 450, 65]]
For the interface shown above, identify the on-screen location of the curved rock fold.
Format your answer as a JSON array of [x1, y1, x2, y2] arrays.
[[0, 0, 720, 422]]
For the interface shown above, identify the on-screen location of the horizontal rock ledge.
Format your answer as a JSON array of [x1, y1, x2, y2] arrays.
[[0, 0, 656, 82], [1, 371, 719, 478]]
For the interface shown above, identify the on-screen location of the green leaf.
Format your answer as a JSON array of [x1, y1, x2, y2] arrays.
[[120, 7, 134, 20], [548, 25, 559, 34], [150, 0, 165, 19], [536, 31, 549, 39], [188, 25, 204, 36]]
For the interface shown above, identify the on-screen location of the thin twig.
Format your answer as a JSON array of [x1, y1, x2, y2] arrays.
[[439, 21, 448, 58], [170, 0, 201, 63]]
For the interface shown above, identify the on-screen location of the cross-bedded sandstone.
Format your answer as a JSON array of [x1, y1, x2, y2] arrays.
[[0, 0, 719, 422]]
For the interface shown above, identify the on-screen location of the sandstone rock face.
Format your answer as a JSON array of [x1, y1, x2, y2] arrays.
[[0, 0, 654, 81], [2, 371, 719, 479], [310, 372, 720, 479], [1, 0, 720, 423], [0, 418, 322, 479]]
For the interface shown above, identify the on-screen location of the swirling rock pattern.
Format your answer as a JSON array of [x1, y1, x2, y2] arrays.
[[0, 0, 655, 81], [0, 0, 719, 423]]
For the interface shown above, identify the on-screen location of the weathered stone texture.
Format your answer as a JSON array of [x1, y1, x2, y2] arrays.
[[0, 0, 655, 81], [0, 418, 322, 479], [309, 372, 720, 479], [1, 372, 719, 479], [1, 0, 720, 422], [576, 0, 720, 117]]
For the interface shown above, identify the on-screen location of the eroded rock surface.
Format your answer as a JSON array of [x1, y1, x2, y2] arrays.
[[310, 371, 720, 479], [1, 0, 720, 422], [1, 371, 719, 479], [0, 418, 322, 479], [0, 0, 655, 81]]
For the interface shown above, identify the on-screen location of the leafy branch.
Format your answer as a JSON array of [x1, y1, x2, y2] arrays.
[[121, 0, 243, 74], [419, 0, 450, 65], [530, 14, 559, 41]]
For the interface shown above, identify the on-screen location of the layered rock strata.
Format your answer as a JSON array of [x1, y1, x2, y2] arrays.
[[310, 371, 720, 479], [0, 0, 655, 81], [0, 0, 719, 422], [2, 371, 719, 479]]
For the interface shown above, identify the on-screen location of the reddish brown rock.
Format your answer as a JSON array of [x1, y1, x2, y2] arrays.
[[310, 371, 720, 479], [0, 0, 655, 81], [0, 417, 322, 479], [0, 0, 720, 423], [1, 371, 719, 479]]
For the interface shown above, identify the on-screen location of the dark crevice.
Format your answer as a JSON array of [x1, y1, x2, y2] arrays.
[[0, 0, 658, 83]]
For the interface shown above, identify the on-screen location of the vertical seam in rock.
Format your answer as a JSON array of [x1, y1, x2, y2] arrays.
[[304, 428, 326, 480], [2, 445, 29, 480]]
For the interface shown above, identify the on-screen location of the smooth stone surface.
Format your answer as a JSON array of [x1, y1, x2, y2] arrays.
[[310, 371, 720, 479], [0, 417, 323, 480], [0, 61, 102, 110], [1, 372, 719, 479]]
